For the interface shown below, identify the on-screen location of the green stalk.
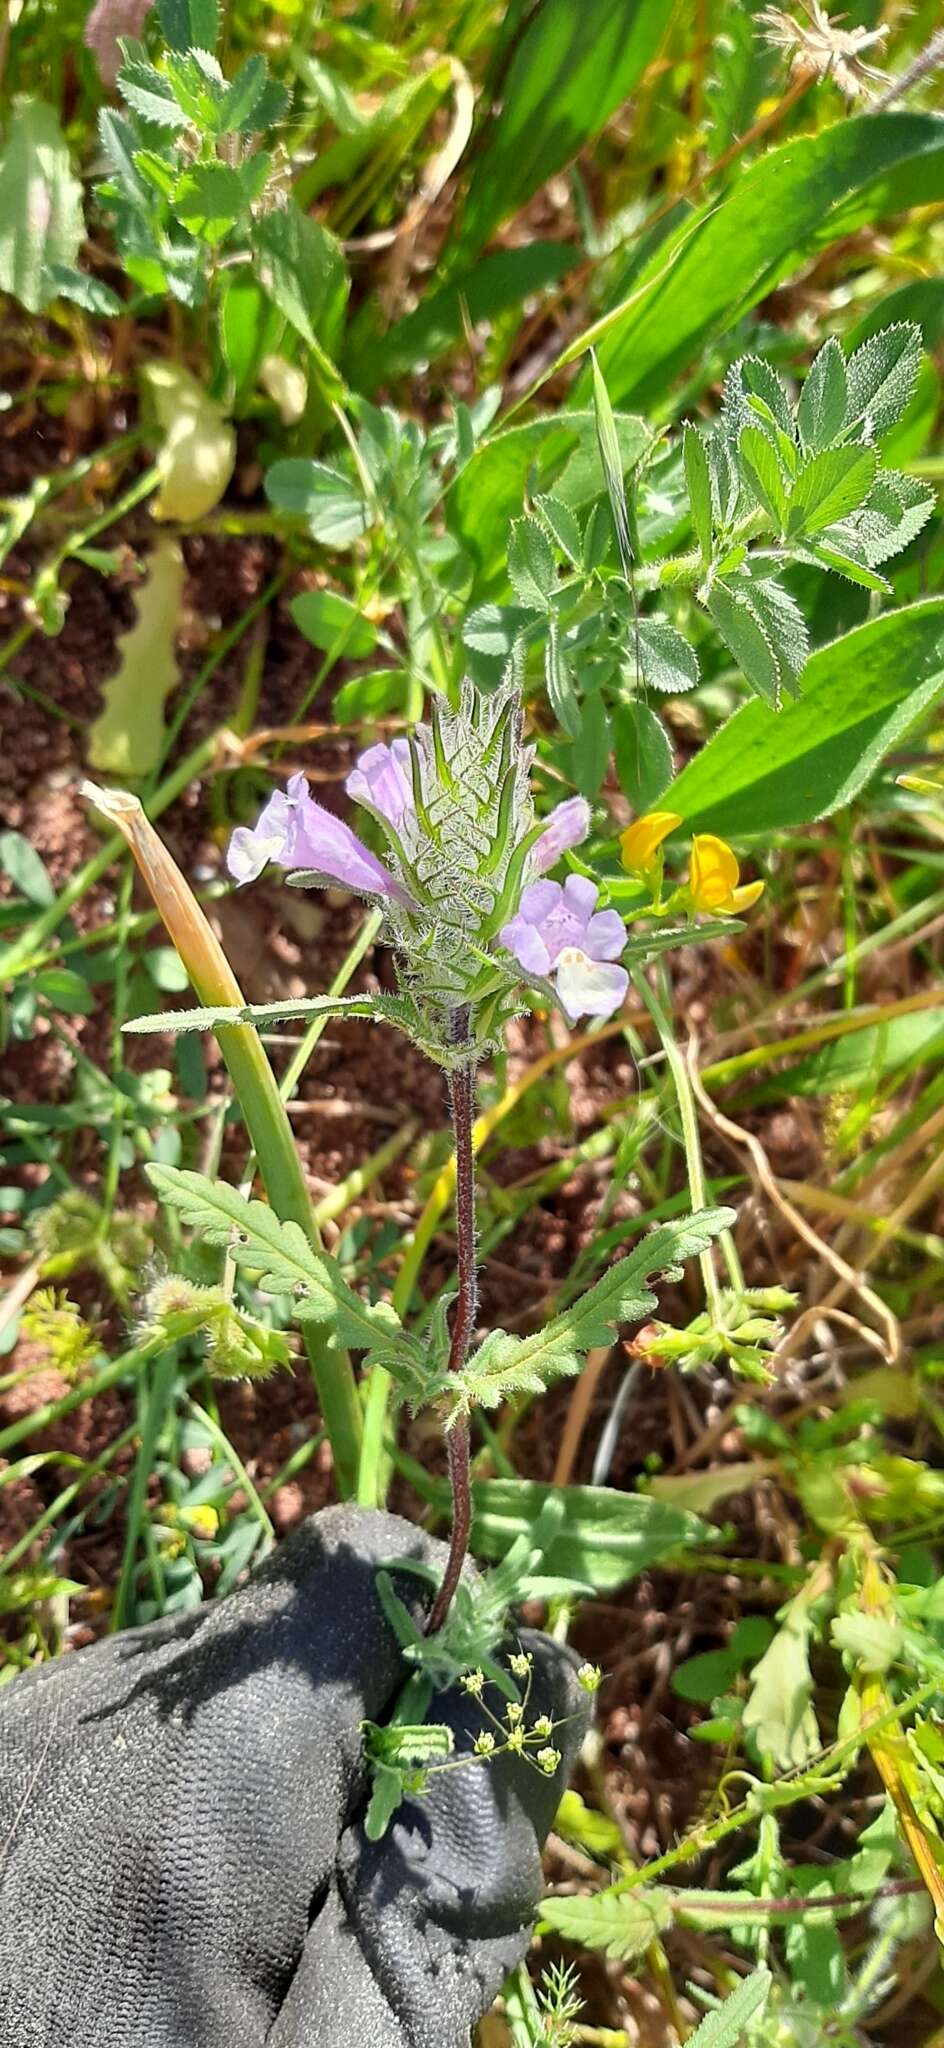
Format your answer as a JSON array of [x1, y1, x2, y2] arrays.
[[632, 965, 728, 1325], [78, 784, 363, 1498]]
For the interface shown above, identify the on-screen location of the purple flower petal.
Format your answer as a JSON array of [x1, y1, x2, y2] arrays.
[[554, 952, 629, 1023], [532, 796, 591, 873], [584, 909, 627, 962], [227, 772, 412, 904], [345, 739, 414, 828], [499, 912, 552, 978], [561, 873, 599, 921]]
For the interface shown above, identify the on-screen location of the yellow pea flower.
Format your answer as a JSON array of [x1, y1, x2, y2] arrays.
[[620, 810, 682, 876], [689, 833, 765, 915]]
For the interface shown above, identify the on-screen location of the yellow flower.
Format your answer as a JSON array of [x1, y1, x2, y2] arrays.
[[689, 834, 765, 915], [620, 810, 682, 876]]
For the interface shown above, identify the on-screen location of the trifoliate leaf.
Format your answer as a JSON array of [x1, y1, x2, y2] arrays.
[[707, 578, 780, 705], [797, 336, 848, 452], [844, 322, 922, 442], [265, 459, 370, 547], [172, 162, 248, 243], [86, 537, 183, 778]]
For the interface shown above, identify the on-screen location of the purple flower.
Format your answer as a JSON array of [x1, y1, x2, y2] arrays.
[[532, 796, 591, 874], [227, 771, 412, 903], [345, 739, 414, 828], [500, 875, 628, 1023]]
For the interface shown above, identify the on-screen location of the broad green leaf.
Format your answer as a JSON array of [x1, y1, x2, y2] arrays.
[[507, 518, 556, 610], [219, 273, 282, 405], [591, 115, 944, 407], [451, 410, 648, 595], [157, 0, 219, 50], [46, 264, 123, 315], [141, 361, 236, 521], [464, 1479, 712, 1591], [786, 446, 877, 538], [743, 1608, 820, 1768], [707, 3, 775, 155], [663, 599, 944, 835], [333, 670, 409, 723], [748, 1005, 944, 1102], [844, 322, 922, 440], [34, 968, 96, 1016], [252, 203, 348, 359], [346, 243, 574, 391], [290, 589, 378, 658], [613, 700, 672, 811], [0, 830, 54, 907], [456, 0, 673, 256], [457, 1211, 734, 1415], [568, 691, 611, 801], [541, 1887, 671, 1961], [172, 162, 247, 242], [684, 425, 713, 558], [636, 615, 700, 694], [265, 459, 370, 546], [146, 1165, 406, 1356], [0, 99, 84, 315], [686, 1969, 772, 2048], [797, 336, 848, 452], [86, 538, 184, 779]]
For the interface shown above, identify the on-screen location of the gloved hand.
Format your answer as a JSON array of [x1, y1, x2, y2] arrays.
[[0, 1504, 589, 2048]]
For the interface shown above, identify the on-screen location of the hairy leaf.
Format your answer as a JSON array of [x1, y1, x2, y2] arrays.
[[541, 1887, 671, 1961], [0, 99, 85, 314], [844, 322, 923, 442], [146, 1165, 409, 1360], [786, 446, 877, 539], [452, 1211, 734, 1417], [636, 616, 699, 695], [508, 517, 556, 610], [686, 1969, 772, 2047], [797, 337, 848, 453]]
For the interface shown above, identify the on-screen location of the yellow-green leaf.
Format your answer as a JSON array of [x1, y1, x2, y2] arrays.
[[86, 537, 184, 778]]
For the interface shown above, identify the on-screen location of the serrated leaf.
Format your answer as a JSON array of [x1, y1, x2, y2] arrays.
[[852, 469, 935, 566], [507, 517, 556, 610], [636, 615, 699, 695], [534, 491, 582, 566], [800, 538, 890, 592], [217, 53, 268, 133], [591, 349, 634, 580], [452, 1211, 734, 1418], [541, 1887, 671, 1962], [723, 353, 793, 440], [0, 99, 85, 315], [118, 55, 190, 129], [684, 425, 713, 559], [45, 264, 123, 315], [787, 445, 877, 538], [797, 336, 848, 452], [146, 1164, 405, 1356], [545, 618, 580, 738], [86, 537, 183, 778], [845, 322, 922, 441], [686, 1969, 772, 2048], [707, 579, 780, 705], [738, 424, 788, 527], [123, 993, 405, 1035], [742, 575, 808, 695]]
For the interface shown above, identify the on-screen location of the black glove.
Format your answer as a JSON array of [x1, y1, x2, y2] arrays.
[[0, 1504, 588, 2048]]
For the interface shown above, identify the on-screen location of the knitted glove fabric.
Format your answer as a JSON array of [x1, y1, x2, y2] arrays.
[[0, 1504, 588, 2048]]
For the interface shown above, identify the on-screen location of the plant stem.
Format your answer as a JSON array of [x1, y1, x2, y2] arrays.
[[425, 1007, 478, 1636], [632, 964, 726, 1325]]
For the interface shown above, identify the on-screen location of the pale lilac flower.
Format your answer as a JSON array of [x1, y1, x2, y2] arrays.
[[227, 771, 412, 903], [532, 796, 591, 874], [345, 739, 414, 827], [85, 0, 152, 82], [500, 876, 628, 1022]]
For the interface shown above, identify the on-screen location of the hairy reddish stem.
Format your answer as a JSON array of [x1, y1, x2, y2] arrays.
[[425, 1008, 477, 1636]]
